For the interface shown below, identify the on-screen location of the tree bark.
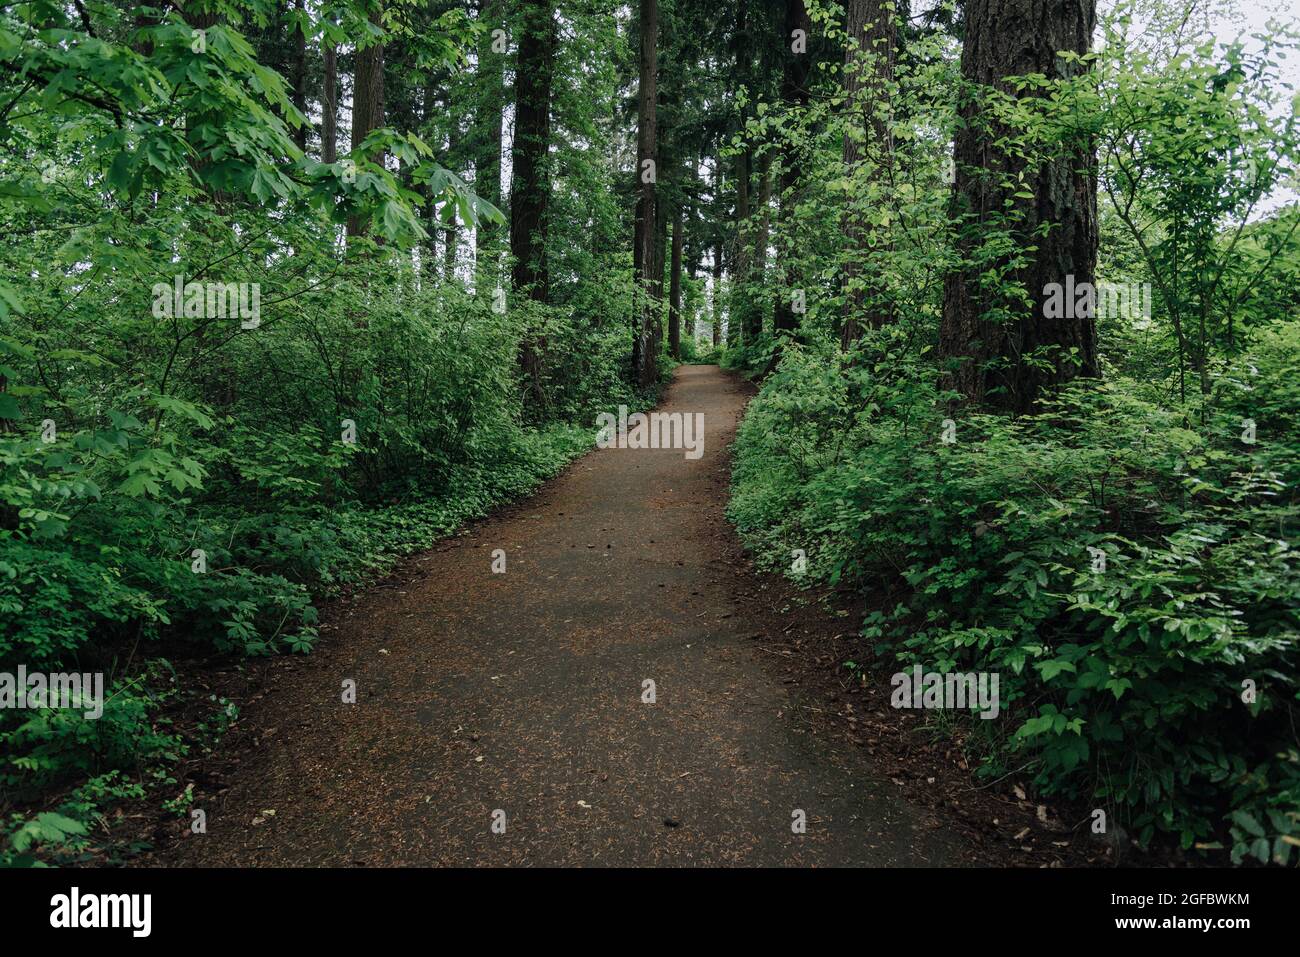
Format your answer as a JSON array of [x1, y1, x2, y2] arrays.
[[347, 6, 385, 237], [938, 0, 1099, 413], [685, 226, 700, 348], [444, 93, 459, 281], [712, 237, 724, 347], [733, 143, 754, 312], [350, 25, 384, 157], [711, 152, 724, 347], [511, 0, 556, 402], [746, 149, 771, 340], [668, 202, 684, 359], [510, 0, 555, 299], [632, 0, 660, 386], [444, 208, 459, 280], [473, 0, 505, 269]]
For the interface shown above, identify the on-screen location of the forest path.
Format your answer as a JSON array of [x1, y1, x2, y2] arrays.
[[158, 364, 960, 866]]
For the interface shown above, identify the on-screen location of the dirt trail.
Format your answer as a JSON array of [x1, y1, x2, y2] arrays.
[[158, 364, 961, 866]]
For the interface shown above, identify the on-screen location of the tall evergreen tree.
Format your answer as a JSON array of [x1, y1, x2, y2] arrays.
[[939, 0, 1099, 411], [347, 4, 386, 237], [511, 0, 557, 400], [632, 0, 660, 386]]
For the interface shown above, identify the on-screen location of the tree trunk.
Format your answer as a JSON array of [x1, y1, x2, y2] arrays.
[[712, 153, 725, 347], [938, 0, 1099, 413], [653, 201, 667, 300], [511, 0, 556, 402], [668, 202, 684, 359], [733, 145, 754, 315], [510, 0, 554, 299], [746, 149, 771, 341], [723, 0, 751, 350], [686, 230, 700, 347], [474, 0, 505, 270], [840, 0, 896, 348], [347, 6, 385, 237], [632, 0, 659, 387], [712, 237, 724, 347], [444, 94, 459, 281]]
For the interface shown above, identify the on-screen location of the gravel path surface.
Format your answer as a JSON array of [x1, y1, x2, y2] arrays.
[[158, 364, 961, 866]]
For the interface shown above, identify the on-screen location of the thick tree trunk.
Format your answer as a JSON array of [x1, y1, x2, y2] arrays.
[[653, 202, 668, 300], [732, 145, 750, 305], [746, 149, 771, 341], [511, 0, 556, 402], [938, 0, 1099, 413], [632, 0, 659, 387], [444, 95, 459, 281], [347, 7, 385, 237], [474, 0, 505, 269], [686, 231, 700, 347], [648, 197, 668, 360], [712, 238, 723, 347], [711, 153, 725, 347], [350, 32, 384, 156], [723, 0, 751, 350], [510, 1, 554, 296], [668, 203, 684, 359], [417, 80, 439, 269], [839, 0, 896, 348]]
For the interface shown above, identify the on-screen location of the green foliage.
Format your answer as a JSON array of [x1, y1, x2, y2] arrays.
[[0, 0, 640, 863], [2, 770, 146, 867], [1092, 4, 1300, 399], [728, 0, 1300, 862], [732, 324, 1300, 858]]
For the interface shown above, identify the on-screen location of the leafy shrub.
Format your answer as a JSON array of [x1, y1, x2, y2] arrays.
[[729, 325, 1300, 860]]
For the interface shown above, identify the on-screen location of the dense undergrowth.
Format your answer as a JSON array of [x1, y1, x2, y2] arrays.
[[725, 2, 1300, 863], [0, 3, 650, 864], [730, 328, 1299, 861]]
